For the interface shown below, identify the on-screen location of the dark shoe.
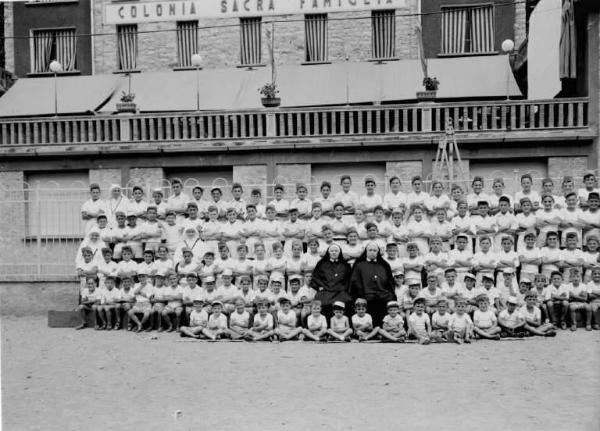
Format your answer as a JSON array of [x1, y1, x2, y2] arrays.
[[75, 323, 86, 330]]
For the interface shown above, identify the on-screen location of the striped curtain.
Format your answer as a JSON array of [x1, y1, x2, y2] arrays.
[[442, 8, 467, 54], [371, 10, 396, 60], [305, 14, 328, 63], [32, 30, 54, 72], [176, 21, 199, 67], [240, 17, 262, 66], [55, 29, 77, 71], [470, 6, 494, 53], [117, 25, 138, 71]]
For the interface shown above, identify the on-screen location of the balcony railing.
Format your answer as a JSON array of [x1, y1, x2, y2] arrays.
[[0, 97, 590, 148]]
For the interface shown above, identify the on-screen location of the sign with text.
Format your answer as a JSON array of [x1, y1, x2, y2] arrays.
[[105, 0, 409, 24]]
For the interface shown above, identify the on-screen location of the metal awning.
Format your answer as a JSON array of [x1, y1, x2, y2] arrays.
[[0, 56, 522, 117]]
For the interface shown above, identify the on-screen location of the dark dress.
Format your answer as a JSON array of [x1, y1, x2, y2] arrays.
[[310, 248, 352, 319], [350, 250, 396, 326]]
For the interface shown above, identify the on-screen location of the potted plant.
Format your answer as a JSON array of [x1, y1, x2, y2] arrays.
[[259, 82, 280, 108], [116, 91, 137, 113], [417, 76, 439, 101]]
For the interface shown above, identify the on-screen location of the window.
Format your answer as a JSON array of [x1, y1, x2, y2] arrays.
[[305, 14, 328, 63], [371, 10, 396, 60], [31, 28, 77, 73], [240, 17, 262, 66], [441, 5, 495, 55], [176, 21, 199, 67], [117, 25, 138, 71]]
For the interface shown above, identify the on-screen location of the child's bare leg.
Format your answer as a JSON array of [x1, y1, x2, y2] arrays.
[[128, 310, 142, 330], [76, 305, 88, 329], [302, 328, 319, 341], [560, 301, 569, 327], [161, 310, 172, 331], [569, 304, 579, 331], [378, 329, 398, 342], [174, 309, 183, 332], [364, 327, 380, 341], [201, 328, 217, 340], [140, 310, 151, 329], [180, 326, 200, 338], [326, 329, 344, 341], [546, 301, 557, 324], [254, 330, 275, 341], [524, 324, 546, 336], [474, 327, 498, 339], [593, 304, 600, 329], [584, 305, 593, 330], [154, 308, 163, 331], [104, 307, 114, 330]]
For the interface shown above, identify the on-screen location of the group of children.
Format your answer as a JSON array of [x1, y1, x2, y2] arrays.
[[74, 172, 600, 342]]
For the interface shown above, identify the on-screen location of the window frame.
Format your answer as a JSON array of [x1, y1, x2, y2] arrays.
[[370, 9, 397, 62], [304, 13, 329, 65], [439, 3, 497, 57], [116, 24, 139, 73], [239, 17, 264, 67], [175, 20, 200, 69], [28, 26, 79, 76]]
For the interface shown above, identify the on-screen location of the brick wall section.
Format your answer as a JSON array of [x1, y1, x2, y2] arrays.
[[547, 157, 589, 180], [128, 167, 165, 193], [89, 168, 122, 198], [93, 0, 418, 73], [385, 161, 422, 193], [513, 0, 526, 47], [275, 163, 311, 198], [3, 2, 14, 73], [233, 164, 268, 197]]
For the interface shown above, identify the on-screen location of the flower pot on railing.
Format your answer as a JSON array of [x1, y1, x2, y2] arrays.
[[416, 90, 437, 102], [261, 97, 281, 108], [116, 102, 137, 113]]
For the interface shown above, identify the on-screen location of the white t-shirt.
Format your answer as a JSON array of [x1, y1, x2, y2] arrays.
[[351, 313, 373, 330], [473, 309, 497, 329], [253, 313, 274, 330], [229, 310, 251, 329], [276, 310, 298, 328], [431, 311, 450, 330], [307, 314, 328, 331], [519, 305, 541, 325], [189, 309, 209, 327], [207, 313, 228, 330], [408, 312, 430, 332], [448, 313, 473, 332]]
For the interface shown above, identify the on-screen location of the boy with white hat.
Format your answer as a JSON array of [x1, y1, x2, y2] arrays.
[[498, 296, 526, 337]]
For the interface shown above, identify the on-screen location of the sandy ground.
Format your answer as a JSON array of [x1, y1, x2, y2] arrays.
[[1, 316, 599, 431]]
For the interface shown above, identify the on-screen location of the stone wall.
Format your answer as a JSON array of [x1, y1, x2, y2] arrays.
[[3, 2, 14, 73], [547, 156, 589, 180], [89, 168, 123, 198]]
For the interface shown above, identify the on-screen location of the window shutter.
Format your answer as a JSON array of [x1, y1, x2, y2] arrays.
[[371, 10, 395, 60], [442, 5, 494, 55], [117, 25, 138, 71], [305, 14, 328, 63], [176, 21, 199, 67], [240, 17, 262, 66]]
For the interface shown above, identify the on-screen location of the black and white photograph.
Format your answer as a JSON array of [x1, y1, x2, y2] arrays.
[[0, 0, 599, 429]]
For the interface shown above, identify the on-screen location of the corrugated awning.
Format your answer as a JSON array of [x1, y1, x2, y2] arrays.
[[0, 56, 521, 117]]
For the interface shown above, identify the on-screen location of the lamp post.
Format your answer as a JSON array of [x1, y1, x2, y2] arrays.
[[191, 53, 202, 111], [49, 60, 62, 116], [501, 39, 514, 101]]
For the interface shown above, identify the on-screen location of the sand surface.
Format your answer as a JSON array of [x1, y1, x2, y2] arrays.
[[1, 316, 599, 431]]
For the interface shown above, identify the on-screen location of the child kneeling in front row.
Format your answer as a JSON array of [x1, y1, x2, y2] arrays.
[[327, 301, 353, 341], [379, 301, 406, 342], [352, 298, 379, 341]]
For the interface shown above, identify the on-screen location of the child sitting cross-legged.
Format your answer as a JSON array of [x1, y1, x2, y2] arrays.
[[447, 297, 474, 344], [274, 297, 303, 341], [472, 295, 501, 340], [179, 300, 209, 339], [302, 300, 329, 342], [201, 301, 229, 341], [430, 298, 451, 342], [327, 301, 353, 342], [498, 296, 527, 337], [351, 298, 379, 341], [76, 276, 101, 330], [520, 291, 557, 337], [246, 301, 276, 342], [228, 298, 251, 340], [407, 297, 431, 345], [378, 301, 406, 342]]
